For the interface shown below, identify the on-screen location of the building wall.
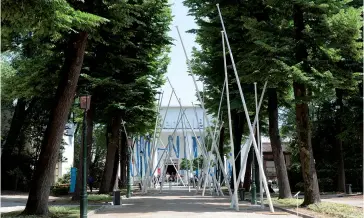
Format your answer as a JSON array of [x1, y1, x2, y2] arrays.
[[55, 123, 76, 183], [131, 106, 210, 184]]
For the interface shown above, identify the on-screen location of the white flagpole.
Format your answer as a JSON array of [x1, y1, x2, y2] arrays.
[[201, 81, 226, 196], [216, 4, 274, 212], [254, 82, 264, 208], [175, 25, 232, 200], [222, 31, 239, 211], [144, 90, 172, 193]]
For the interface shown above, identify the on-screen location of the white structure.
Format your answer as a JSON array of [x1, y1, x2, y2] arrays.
[[55, 123, 76, 182], [131, 106, 212, 184]]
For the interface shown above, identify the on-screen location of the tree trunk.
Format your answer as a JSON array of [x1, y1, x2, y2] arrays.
[[268, 88, 292, 199], [99, 114, 121, 194], [22, 32, 88, 215], [2, 98, 37, 190], [72, 123, 84, 201], [2, 98, 27, 153], [109, 147, 120, 192], [218, 126, 225, 184], [335, 88, 346, 192], [120, 131, 127, 188], [293, 4, 320, 206], [243, 146, 253, 191], [231, 110, 245, 189]]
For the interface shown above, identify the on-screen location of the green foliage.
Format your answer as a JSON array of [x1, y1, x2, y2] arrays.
[[184, 0, 362, 196], [56, 172, 71, 185], [180, 155, 204, 171], [1, 0, 108, 51], [51, 185, 70, 196], [78, 0, 172, 136], [180, 158, 192, 170]]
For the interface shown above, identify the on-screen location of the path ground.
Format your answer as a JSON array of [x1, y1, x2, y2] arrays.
[[89, 188, 298, 218], [0, 191, 104, 214], [321, 194, 363, 208]]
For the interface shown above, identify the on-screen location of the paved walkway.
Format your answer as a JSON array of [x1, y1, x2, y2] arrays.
[[90, 189, 298, 218], [321, 194, 363, 208], [0, 192, 103, 213]]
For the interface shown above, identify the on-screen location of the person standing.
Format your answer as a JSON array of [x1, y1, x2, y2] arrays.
[[87, 175, 95, 193]]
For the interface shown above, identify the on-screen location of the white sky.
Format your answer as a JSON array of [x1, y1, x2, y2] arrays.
[[160, 0, 203, 107]]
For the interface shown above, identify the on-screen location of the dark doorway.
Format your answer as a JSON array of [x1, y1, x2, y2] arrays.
[[166, 165, 177, 182]]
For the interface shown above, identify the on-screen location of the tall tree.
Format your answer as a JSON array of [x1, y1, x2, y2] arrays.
[[1, 0, 106, 214], [99, 115, 121, 194], [268, 88, 292, 198]]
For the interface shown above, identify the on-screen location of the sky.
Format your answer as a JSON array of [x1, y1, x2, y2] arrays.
[[159, 0, 203, 106]]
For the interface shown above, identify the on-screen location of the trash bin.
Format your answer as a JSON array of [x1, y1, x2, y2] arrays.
[[345, 184, 352, 194], [113, 190, 121, 205], [238, 188, 245, 201]]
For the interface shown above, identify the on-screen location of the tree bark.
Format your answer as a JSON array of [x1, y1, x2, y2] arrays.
[[232, 110, 245, 189], [72, 122, 84, 201], [99, 114, 121, 194], [2, 98, 27, 153], [22, 31, 88, 215], [293, 4, 320, 206], [335, 88, 346, 192], [120, 131, 127, 188], [109, 147, 120, 192], [268, 88, 292, 199], [243, 146, 253, 191]]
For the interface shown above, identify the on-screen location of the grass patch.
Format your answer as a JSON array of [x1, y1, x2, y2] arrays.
[[2, 206, 98, 218], [88, 194, 111, 202], [270, 197, 303, 207], [308, 202, 363, 218], [87, 188, 127, 202], [265, 197, 363, 218]]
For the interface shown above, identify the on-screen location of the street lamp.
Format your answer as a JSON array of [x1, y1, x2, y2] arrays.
[[127, 138, 133, 198], [251, 147, 257, 205], [80, 94, 91, 218]]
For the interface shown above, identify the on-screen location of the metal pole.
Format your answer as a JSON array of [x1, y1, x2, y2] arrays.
[[145, 91, 172, 193], [222, 31, 239, 211], [216, 4, 274, 212], [175, 26, 232, 200], [126, 142, 132, 198], [140, 152, 143, 185], [150, 108, 186, 187], [180, 114, 192, 192], [255, 82, 264, 208], [181, 110, 224, 196], [121, 121, 133, 198], [251, 143, 257, 204], [80, 108, 88, 218]]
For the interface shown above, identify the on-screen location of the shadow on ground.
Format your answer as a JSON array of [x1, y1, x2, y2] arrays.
[[94, 189, 290, 216]]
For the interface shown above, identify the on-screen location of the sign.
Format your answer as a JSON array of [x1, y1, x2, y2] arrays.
[[69, 167, 77, 193], [80, 95, 91, 110]]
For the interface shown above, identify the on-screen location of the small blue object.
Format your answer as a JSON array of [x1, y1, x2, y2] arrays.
[[70, 167, 77, 193]]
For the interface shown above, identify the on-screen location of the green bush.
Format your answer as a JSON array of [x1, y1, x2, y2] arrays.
[[56, 172, 71, 185], [51, 184, 70, 196]]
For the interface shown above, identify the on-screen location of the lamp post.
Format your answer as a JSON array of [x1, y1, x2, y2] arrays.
[[80, 94, 91, 218], [251, 145, 257, 204], [127, 138, 133, 198]]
